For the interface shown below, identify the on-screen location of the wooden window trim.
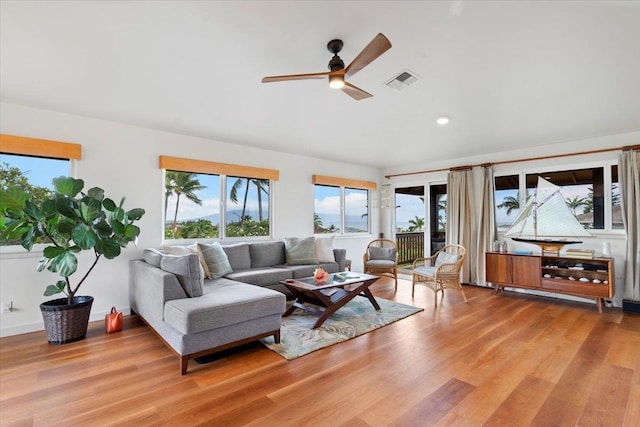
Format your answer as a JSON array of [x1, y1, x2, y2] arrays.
[[312, 174, 377, 190], [159, 156, 279, 181], [0, 134, 81, 160]]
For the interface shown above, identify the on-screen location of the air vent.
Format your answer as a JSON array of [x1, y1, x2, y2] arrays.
[[384, 70, 420, 91]]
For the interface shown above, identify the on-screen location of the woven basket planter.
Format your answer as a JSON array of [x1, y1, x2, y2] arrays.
[[40, 296, 94, 345]]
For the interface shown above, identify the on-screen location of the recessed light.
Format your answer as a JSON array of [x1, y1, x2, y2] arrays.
[[436, 116, 450, 126]]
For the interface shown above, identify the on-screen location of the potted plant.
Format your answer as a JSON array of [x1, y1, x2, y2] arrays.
[[0, 176, 145, 344]]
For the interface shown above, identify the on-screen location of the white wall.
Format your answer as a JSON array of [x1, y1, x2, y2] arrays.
[[383, 131, 639, 306], [0, 102, 383, 337]]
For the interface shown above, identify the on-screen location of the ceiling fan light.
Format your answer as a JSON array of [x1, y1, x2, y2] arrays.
[[436, 116, 450, 126], [329, 74, 345, 89]]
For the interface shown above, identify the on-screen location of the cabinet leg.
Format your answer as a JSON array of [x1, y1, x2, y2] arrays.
[[596, 298, 603, 313]]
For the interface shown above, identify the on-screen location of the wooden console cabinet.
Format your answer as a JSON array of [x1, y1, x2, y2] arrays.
[[486, 252, 613, 313]]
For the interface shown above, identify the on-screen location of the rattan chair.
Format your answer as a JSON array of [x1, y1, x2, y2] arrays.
[[412, 244, 467, 307], [363, 239, 398, 291]]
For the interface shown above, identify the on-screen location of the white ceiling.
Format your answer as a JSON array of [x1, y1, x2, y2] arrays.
[[1, 1, 639, 169]]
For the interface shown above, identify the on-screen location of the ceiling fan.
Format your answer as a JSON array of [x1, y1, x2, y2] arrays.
[[261, 33, 392, 101]]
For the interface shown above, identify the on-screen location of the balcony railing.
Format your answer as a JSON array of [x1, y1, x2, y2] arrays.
[[396, 232, 424, 265]]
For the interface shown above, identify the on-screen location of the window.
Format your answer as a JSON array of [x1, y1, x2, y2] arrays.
[[344, 188, 368, 233], [494, 164, 621, 232], [1, 134, 80, 247], [160, 156, 277, 240], [526, 167, 608, 230], [313, 175, 375, 235], [165, 171, 220, 239], [225, 176, 270, 237], [495, 175, 520, 229], [314, 185, 341, 233]]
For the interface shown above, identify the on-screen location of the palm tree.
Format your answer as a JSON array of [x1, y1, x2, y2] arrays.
[[497, 195, 520, 215], [565, 195, 587, 216], [408, 216, 425, 232], [164, 171, 178, 224], [167, 172, 205, 234], [230, 178, 269, 223]]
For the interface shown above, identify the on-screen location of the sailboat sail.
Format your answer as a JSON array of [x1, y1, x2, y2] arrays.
[[504, 177, 592, 240]]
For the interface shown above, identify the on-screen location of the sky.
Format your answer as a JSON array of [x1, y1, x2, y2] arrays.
[[1, 154, 70, 189]]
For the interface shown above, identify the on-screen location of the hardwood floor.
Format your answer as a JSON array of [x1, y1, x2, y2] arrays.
[[1, 277, 639, 426]]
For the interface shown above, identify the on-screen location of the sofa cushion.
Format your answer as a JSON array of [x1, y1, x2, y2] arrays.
[[188, 243, 212, 279], [415, 266, 437, 278], [364, 259, 396, 268], [435, 252, 461, 266], [249, 241, 286, 267], [315, 234, 336, 262], [163, 282, 285, 335], [162, 244, 212, 279], [225, 267, 292, 287], [198, 242, 233, 279], [160, 253, 204, 298], [285, 237, 319, 265], [143, 248, 164, 268], [369, 246, 397, 261], [222, 243, 251, 271], [162, 245, 192, 256], [280, 262, 339, 279]]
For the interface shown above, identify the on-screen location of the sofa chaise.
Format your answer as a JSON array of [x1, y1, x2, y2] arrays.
[[130, 239, 347, 374]]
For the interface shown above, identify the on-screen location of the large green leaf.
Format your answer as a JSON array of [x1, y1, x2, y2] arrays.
[[44, 280, 66, 297], [37, 257, 52, 272], [72, 223, 97, 249], [55, 197, 79, 220], [52, 176, 84, 197], [23, 200, 42, 220], [124, 224, 140, 241], [126, 208, 145, 221], [111, 219, 125, 236], [103, 198, 116, 211], [110, 207, 125, 223], [20, 227, 35, 251], [43, 246, 65, 259], [48, 251, 78, 277], [57, 218, 75, 235], [86, 187, 105, 201], [79, 200, 102, 223], [0, 186, 29, 212], [93, 220, 112, 238], [42, 199, 57, 215], [96, 238, 121, 259]]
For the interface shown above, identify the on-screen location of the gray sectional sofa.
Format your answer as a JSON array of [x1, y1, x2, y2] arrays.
[[130, 240, 347, 374]]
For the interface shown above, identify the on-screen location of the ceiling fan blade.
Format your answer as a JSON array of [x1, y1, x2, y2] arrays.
[[344, 33, 392, 79], [262, 71, 329, 83], [341, 81, 373, 101]]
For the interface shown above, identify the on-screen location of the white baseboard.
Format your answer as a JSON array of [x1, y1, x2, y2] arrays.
[[0, 307, 132, 338]]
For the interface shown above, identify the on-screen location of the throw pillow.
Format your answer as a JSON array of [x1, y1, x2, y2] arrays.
[[285, 237, 319, 265], [142, 248, 163, 268], [198, 242, 233, 279], [369, 246, 396, 261], [187, 243, 212, 279], [315, 234, 336, 263], [162, 245, 192, 256], [160, 253, 204, 298], [435, 251, 461, 266]]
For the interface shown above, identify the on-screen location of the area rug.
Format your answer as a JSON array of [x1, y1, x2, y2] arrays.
[[259, 296, 423, 360]]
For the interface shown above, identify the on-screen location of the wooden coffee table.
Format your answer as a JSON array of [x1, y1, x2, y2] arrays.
[[281, 272, 381, 328]]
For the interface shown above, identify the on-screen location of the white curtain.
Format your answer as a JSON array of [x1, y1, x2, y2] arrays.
[[446, 169, 477, 283], [477, 165, 497, 285], [619, 148, 640, 301]]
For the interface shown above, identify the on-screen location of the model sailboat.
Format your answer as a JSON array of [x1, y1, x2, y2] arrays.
[[504, 176, 592, 254]]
